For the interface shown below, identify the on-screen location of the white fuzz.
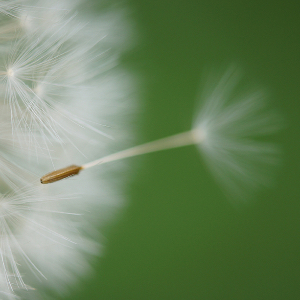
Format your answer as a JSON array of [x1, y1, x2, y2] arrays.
[[0, 1, 23, 18], [0, 0, 78, 37], [0, 186, 100, 299], [194, 68, 280, 203], [0, 12, 124, 154], [0, 116, 37, 190], [0, 0, 135, 299]]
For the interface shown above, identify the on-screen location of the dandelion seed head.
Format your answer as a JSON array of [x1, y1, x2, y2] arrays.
[[0, 8, 135, 157], [0, 182, 111, 299], [0, 1, 135, 299]]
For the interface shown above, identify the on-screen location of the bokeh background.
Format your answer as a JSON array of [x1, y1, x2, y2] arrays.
[[64, 0, 299, 299]]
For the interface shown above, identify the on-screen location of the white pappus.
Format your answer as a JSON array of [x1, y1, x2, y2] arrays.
[[0, 0, 135, 299]]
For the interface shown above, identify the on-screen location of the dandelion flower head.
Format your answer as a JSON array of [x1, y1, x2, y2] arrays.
[[0, 0, 135, 299]]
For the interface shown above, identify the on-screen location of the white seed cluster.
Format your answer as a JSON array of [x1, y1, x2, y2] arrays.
[[0, 1, 134, 299]]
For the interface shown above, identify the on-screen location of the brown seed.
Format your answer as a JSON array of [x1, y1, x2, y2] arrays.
[[40, 165, 82, 184]]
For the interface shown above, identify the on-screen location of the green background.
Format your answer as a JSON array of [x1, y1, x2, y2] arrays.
[[65, 0, 300, 299]]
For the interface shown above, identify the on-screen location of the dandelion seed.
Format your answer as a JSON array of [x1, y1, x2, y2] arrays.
[[43, 68, 280, 204]]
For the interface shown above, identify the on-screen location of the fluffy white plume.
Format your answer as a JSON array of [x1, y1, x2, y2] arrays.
[[194, 67, 280, 203]]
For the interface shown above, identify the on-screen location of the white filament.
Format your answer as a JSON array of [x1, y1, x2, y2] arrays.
[[82, 128, 206, 169]]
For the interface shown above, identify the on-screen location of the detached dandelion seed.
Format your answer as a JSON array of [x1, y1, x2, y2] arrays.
[[42, 68, 280, 204]]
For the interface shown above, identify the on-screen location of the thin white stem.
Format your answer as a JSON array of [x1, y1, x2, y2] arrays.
[[41, 128, 205, 184], [82, 128, 204, 170]]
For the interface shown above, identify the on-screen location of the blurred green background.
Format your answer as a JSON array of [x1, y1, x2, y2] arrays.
[[65, 0, 300, 299]]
